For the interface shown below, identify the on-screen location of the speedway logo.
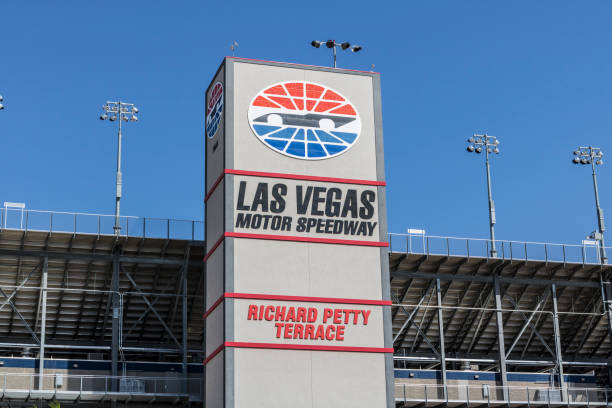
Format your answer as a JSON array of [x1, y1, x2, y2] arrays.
[[206, 82, 223, 139], [247, 81, 361, 160]]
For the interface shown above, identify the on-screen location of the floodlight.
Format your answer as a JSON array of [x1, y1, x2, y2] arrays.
[[464, 133, 501, 257], [0, 95, 3, 102], [99, 100, 139, 235], [0, 104, 3, 110], [312, 39, 361, 67], [571, 145, 608, 263]]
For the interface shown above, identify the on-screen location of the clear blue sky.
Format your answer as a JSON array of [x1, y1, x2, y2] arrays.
[[1, 1, 611, 244]]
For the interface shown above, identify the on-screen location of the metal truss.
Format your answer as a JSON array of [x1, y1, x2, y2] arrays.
[[391, 252, 612, 390], [0, 228, 204, 390]]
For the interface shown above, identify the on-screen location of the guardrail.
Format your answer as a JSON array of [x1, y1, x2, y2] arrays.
[[389, 233, 609, 265], [0, 208, 204, 241], [0, 374, 202, 402], [395, 384, 612, 406]]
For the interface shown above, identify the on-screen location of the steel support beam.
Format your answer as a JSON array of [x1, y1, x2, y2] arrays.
[[111, 250, 120, 392], [551, 283, 567, 400], [0, 246, 190, 266], [393, 280, 434, 345], [506, 296, 555, 358], [124, 270, 181, 348], [435, 278, 447, 400], [182, 271, 188, 392], [392, 270, 600, 288], [0, 287, 39, 344], [493, 275, 508, 401], [601, 276, 612, 384], [505, 294, 547, 358], [38, 257, 48, 390]]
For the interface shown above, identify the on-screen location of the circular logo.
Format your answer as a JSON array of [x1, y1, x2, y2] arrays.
[[206, 82, 224, 139], [248, 81, 361, 160]]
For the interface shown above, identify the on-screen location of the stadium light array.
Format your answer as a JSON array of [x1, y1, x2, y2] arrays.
[[100, 101, 139, 236], [466, 133, 500, 257], [311, 40, 362, 68], [572, 146, 607, 264]]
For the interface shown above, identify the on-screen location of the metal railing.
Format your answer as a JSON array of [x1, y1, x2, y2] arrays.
[[389, 233, 610, 265], [395, 384, 612, 405], [0, 374, 202, 401], [0, 208, 204, 241]]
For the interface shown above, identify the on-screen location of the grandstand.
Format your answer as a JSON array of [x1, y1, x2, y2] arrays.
[[0, 208, 611, 406], [0, 208, 204, 407], [389, 233, 612, 406]]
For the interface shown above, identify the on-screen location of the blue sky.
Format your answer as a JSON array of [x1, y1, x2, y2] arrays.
[[1, 1, 611, 244]]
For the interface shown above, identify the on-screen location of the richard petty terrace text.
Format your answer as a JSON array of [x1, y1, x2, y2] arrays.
[[234, 180, 378, 237]]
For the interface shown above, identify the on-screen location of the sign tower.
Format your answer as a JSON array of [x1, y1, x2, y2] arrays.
[[204, 57, 393, 408]]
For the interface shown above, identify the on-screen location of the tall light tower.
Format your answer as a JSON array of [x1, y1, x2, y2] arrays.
[[311, 40, 362, 68], [467, 133, 500, 257], [100, 101, 138, 236], [572, 146, 607, 264]]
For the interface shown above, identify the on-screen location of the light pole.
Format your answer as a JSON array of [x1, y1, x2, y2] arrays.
[[100, 101, 138, 236], [467, 133, 500, 257], [311, 40, 362, 68], [572, 146, 607, 264]]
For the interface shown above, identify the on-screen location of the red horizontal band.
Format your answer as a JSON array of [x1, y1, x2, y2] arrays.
[[225, 292, 391, 306], [204, 235, 225, 262], [203, 344, 225, 365], [225, 169, 385, 186], [203, 295, 225, 319], [225, 341, 393, 353], [225, 231, 388, 247], [205, 172, 225, 203]]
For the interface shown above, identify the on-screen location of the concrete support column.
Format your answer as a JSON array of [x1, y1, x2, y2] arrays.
[[435, 278, 447, 400], [493, 274, 509, 401], [551, 284, 566, 400], [111, 251, 120, 392], [38, 256, 48, 391]]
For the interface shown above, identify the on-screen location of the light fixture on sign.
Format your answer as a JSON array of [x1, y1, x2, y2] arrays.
[[310, 40, 363, 68]]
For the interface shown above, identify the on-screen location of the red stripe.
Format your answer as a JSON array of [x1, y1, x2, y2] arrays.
[[203, 295, 225, 319], [203, 344, 225, 365], [224, 169, 385, 186], [204, 235, 225, 262], [225, 292, 391, 306], [225, 341, 393, 353], [225, 231, 388, 247], [205, 173, 225, 203]]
